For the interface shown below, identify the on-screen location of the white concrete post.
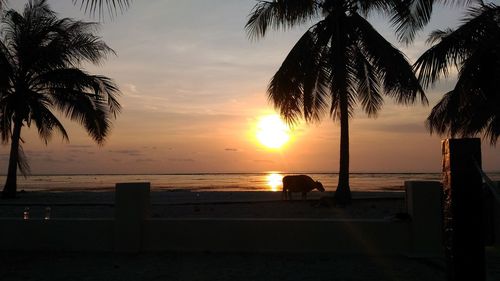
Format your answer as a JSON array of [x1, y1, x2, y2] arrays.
[[405, 181, 443, 257], [114, 182, 151, 253]]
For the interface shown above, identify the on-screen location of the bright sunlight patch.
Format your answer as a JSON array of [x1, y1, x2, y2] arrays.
[[256, 114, 290, 149]]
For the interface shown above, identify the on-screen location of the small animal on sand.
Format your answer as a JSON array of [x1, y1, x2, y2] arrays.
[[282, 175, 325, 200]]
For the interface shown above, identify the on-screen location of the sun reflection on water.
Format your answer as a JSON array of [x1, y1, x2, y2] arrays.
[[266, 173, 283, 192]]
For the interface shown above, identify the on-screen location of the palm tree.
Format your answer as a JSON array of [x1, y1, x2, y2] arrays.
[[414, 3, 500, 144], [246, 0, 427, 205], [0, 0, 120, 198]]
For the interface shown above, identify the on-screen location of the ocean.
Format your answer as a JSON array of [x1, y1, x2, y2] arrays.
[[3, 172, 500, 192]]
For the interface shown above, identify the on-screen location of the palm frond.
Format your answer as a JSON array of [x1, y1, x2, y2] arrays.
[[72, 0, 131, 19], [414, 3, 500, 88], [89, 74, 121, 116], [36, 67, 121, 115], [388, 0, 434, 44], [26, 94, 69, 143], [350, 45, 382, 117], [356, 0, 394, 16], [0, 41, 13, 93], [79, 99, 111, 144], [426, 28, 454, 44], [453, 39, 500, 143], [387, 0, 478, 44], [17, 143, 30, 177], [63, 21, 116, 65], [426, 20, 500, 145], [51, 88, 111, 144], [38, 68, 119, 144], [426, 89, 461, 136], [268, 23, 330, 125], [20, 18, 115, 74], [352, 12, 427, 106], [246, 0, 318, 40], [0, 100, 14, 144]]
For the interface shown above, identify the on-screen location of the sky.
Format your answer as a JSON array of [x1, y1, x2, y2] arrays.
[[0, 0, 499, 174]]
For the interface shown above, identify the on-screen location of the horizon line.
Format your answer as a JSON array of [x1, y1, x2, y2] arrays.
[[2, 171, 499, 177]]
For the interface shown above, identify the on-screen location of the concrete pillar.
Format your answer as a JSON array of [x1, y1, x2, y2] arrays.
[[442, 138, 484, 281], [114, 182, 151, 253], [405, 181, 443, 257], [494, 181, 500, 246]]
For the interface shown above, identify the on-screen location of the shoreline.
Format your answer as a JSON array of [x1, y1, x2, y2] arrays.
[[1, 172, 463, 193]]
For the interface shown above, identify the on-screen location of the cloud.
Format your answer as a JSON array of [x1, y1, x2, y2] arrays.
[[68, 148, 91, 154], [224, 148, 238, 152], [25, 150, 53, 158], [108, 149, 143, 157], [359, 122, 427, 134], [41, 155, 63, 163], [168, 158, 195, 162], [68, 145, 93, 149], [253, 159, 275, 164], [136, 158, 155, 162]]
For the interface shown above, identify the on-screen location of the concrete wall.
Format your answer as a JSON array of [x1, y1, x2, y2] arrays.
[[0, 218, 410, 254], [0, 181, 454, 255], [0, 219, 114, 252], [143, 218, 410, 254], [406, 181, 443, 257]]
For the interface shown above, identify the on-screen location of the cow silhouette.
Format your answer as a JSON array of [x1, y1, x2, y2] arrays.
[[282, 175, 325, 200]]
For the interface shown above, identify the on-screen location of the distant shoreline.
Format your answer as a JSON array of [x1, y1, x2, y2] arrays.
[[2, 172, 498, 193]]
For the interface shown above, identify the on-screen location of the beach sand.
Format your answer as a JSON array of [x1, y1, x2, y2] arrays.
[[1, 190, 499, 281], [0, 190, 406, 219], [0, 251, 451, 281]]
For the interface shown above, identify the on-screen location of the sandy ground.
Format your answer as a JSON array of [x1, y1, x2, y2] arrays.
[[0, 251, 448, 281], [1, 250, 499, 281], [0, 190, 406, 219], [1, 190, 499, 280]]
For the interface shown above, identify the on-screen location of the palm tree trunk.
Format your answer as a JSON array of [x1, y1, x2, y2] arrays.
[[2, 120, 22, 199], [334, 91, 352, 205], [332, 6, 352, 205]]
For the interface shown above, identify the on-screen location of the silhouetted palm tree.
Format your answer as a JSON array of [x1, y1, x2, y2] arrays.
[[414, 3, 500, 144], [0, 0, 120, 198], [246, 0, 427, 204]]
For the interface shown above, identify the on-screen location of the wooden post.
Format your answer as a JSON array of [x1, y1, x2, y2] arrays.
[[442, 138, 484, 281]]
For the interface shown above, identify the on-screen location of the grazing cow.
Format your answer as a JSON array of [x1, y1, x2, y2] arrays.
[[282, 175, 325, 200]]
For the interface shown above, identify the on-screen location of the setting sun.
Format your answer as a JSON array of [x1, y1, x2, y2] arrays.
[[256, 115, 290, 149]]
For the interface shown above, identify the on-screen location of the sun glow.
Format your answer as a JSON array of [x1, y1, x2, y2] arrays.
[[256, 115, 290, 149], [266, 173, 283, 192]]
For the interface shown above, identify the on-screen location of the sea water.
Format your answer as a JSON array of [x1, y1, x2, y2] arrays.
[[2, 172, 499, 192]]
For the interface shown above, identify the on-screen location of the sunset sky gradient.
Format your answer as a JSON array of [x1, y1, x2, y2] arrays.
[[1, 0, 499, 174]]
